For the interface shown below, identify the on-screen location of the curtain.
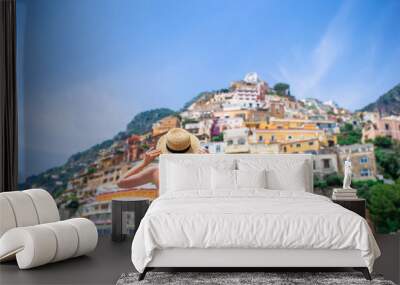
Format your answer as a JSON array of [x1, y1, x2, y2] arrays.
[[0, 0, 18, 192]]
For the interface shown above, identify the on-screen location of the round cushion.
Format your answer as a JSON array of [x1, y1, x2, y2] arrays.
[[0, 192, 39, 227], [0, 226, 57, 269], [65, 218, 98, 257], [0, 196, 17, 237], [42, 221, 79, 262], [24, 189, 60, 224]]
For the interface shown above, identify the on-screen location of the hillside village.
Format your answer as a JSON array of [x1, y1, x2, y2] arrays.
[[21, 73, 400, 234]]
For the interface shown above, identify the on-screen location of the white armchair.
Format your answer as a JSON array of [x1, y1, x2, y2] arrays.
[[0, 189, 98, 269]]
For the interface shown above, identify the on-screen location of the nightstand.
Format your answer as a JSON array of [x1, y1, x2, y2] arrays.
[[111, 198, 150, 242], [332, 198, 366, 218]]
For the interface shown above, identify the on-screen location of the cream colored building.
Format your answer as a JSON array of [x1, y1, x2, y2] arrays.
[[336, 144, 377, 180]]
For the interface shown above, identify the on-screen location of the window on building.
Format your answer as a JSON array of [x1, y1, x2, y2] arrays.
[[313, 160, 316, 170], [283, 146, 287, 153], [288, 135, 293, 140], [360, 156, 369, 164], [238, 138, 246, 145], [216, 145, 221, 152], [227, 140, 233, 145], [271, 135, 275, 142], [296, 144, 301, 148], [385, 123, 390, 130], [360, 168, 370, 177], [308, 141, 314, 146], [103, 178, 107, 183], [259, 136, 263, 142], [323, 159, 330, 169]]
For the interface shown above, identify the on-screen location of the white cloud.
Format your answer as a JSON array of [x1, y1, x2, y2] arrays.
[[273, 1, 353, 99]]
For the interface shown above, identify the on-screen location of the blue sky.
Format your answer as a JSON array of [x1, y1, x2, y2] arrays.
[[17, 0, 400, 180]]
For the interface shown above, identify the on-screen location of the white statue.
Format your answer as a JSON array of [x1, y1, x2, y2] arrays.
[[343, 150, 353, 189]]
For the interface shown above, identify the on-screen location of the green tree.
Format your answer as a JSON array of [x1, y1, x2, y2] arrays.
[[373, 136, 392, 148], [375, 148, 400, 179], [370, 136, 400, 180], [367, 183, 400, 234], [66, 194, 79, 209], [273, 83, 290, 96], [211, 133, 224, 142], [337, 123, 362, 145], [353, 179, 381, 201], [325, 173, 343, 187], [313, 176, 327, 189]]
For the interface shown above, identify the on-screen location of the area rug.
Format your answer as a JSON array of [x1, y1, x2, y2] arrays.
[[116, 271, 395, 285]]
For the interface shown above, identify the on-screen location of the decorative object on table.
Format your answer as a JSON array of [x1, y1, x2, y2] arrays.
[[116, 271, 395, 285], [343, 150, 353, 190], [332, 150, 358, 200], [332, 188, 358, 200], [0, 189, 98, 269], [112, 198, 150, 242], [332, 198, 366, 218]]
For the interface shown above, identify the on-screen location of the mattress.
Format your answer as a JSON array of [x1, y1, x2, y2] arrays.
[[131, 190, 380, 273]]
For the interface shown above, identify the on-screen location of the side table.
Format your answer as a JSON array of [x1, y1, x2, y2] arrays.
[[112, 197, 150, 242], [332, 198, 366, 218]]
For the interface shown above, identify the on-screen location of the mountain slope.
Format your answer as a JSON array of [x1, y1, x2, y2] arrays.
[[360, 83, 400, 115], [126, 108, 176, 135], [20, 108, 176, 195]]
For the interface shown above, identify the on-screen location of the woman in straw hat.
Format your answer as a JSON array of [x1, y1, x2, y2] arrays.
[[117, 128, 207, 189]]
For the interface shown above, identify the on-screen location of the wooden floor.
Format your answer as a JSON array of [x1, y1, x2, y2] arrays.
[[0, 236, 134, 285]]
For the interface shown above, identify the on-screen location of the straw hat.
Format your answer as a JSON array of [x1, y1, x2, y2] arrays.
[[156, 128, 200, 154]]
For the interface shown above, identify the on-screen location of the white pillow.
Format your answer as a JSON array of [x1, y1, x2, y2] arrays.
[[237, 158, 309, 192], [165, 157, 236, 193], [236, 169, 267, 189], [266, 166, 307, 191], [167, 162, 211, 191], [211, 168, 237, 191]]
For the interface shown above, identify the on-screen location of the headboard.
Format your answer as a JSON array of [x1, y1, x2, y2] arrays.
[[159, 154, 313, 195]]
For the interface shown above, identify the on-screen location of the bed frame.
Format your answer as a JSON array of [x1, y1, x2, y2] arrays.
[[138, 248, 371, 280], [138, 154, 372, 281]]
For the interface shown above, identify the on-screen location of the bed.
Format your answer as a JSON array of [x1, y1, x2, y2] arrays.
[[131, 154, 380, 280]]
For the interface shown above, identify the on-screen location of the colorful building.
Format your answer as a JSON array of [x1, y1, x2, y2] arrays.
[[152, 116, 180, 136], [312, 153, 339, 178], [280, 138, 321, 154], [184, 119, 213, 142], [223, 128, 250, 153], [246, 118, 336, 147], [201, 141, 225, 154], [124, 134, 142, 162], [362, 115, 400, 142], [213, 109, 253, 121]]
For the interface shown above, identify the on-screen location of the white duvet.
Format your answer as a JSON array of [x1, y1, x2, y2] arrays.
[[131, 190, 380, 273]]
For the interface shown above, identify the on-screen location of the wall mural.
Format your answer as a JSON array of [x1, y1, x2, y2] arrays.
[[17, 0, 400, 235]]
